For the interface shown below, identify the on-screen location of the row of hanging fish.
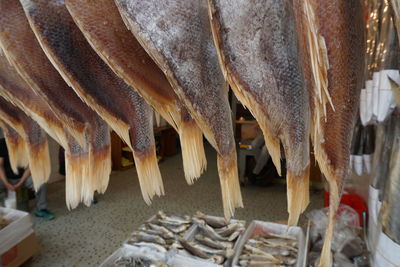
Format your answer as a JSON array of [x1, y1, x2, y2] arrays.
[[360, 0, 400, 126], [0, 1, 365, 266]]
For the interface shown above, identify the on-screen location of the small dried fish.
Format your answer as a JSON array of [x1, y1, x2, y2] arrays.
[[244, 245, 279, 261], [193, 243, 226, 256], [131, 231, 166, 245], [260, 238, 298, 251], [228, 229, 243, 242], [179, 239, 211, 259], [247, 240, 290, 256], [195, 234, 232, 249], [147, 223, 175, 239], [195, 211, 228, 228], [157, 211, 191, 224], [159, 221, 189, 234], [198, 222, 228, 241], [215, 222, 242, 236]]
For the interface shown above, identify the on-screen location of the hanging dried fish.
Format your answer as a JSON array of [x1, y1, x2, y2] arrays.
[[115, 0, 242, 219], [65, 0, 206, 183], [0, 0, 110, 208]]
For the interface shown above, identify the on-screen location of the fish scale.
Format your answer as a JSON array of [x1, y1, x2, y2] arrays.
[[20, 0, 165, 205], [207, 0, 310, 226], [0, 0, 111, 209], [0, 97, 50, 191], [65, 0, 206, 185], [293, 0, 365, 266], [115, 0, 242, 219]]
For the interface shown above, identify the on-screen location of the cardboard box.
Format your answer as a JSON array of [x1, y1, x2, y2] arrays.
[[0, 232, 39, 267], [235, 120, 261, 142], [0, 208, 33, 255]]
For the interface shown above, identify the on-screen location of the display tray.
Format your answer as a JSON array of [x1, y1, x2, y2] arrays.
[[231, 220, 306, 267], [0, 207, 33, 255]]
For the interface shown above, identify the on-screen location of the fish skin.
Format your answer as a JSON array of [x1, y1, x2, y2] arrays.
[[293, 0, 365, 266], [0, 0, 111, 208], [65, 0, 206, 184], [208, 0, 310, 225], [380, 115, 400, 244], [179, 238, 211, 259], [195, 211, 227, 228], [0, 50, 65, 145], [20, 0, 164, 205], [115, 0, 242, 219], [0, 50, 93, 208], [195, 234, 229, 250], [0, 96, 50, 190]]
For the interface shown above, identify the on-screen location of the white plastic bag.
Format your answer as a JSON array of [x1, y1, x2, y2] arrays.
[[377, 70, 399, 122], [365, 80, 374, 125], [372, 72, 381, 120]]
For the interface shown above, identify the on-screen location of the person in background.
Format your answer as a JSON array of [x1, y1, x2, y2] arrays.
[[0, 137, 54, 220]]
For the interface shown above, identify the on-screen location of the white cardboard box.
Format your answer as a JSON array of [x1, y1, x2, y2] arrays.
[[0, 207, 33, 255]]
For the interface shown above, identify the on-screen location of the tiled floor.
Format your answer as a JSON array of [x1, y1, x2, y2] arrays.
[[28, 145, 323, 266]]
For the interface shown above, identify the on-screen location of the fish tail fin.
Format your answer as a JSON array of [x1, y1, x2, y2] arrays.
[[303, 0, 332, 116], [179, 120, 207, 184], [263, 133, 282, 176], [81, 145, 111, 206], [3, 131, 28, 173], [217, 150, 243, 220], [27, 139, 51, 191], [287, 166, 310, 226], [319, 179, 340, 267], [134, 146, 164, 205], [65, 151, 85, 210]]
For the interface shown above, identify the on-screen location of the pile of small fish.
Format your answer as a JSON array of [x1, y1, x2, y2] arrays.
[[238, 234, 298, 267], [177, 211, 245, 265], [112, 256, 168, 267], [126, 211, 192, 253]]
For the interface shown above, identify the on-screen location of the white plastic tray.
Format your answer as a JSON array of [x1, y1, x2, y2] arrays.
[[99, 246, 166, 267], [0, 207, 33, 254], [231, 220, 306, 267]]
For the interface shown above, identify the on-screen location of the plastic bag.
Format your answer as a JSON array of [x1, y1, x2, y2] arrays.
[[307, 205, 366, 266]]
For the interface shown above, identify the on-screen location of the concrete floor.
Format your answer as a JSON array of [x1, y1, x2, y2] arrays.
[[28, 145, 323, 266]]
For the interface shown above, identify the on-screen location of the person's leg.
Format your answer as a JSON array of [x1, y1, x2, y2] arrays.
[[0, 178, 5, 203], [25, 178, 54, 220], [252, 146, 270, 175], [24, 177, 48, 210]]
